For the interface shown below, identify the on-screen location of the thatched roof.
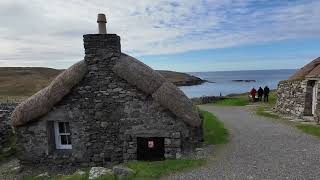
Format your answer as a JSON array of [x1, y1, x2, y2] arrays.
[[113, 54, 201, 127], [11, 60, 88, 127], [12, 54, 201, 127], [289, 57, 320, 80]]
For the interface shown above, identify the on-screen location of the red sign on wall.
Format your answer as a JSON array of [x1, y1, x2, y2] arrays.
[[148, 141, 154, 148]]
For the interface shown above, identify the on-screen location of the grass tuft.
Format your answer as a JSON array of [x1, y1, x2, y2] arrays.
[[213, 97, 249, 106], [296, 124, 320, 137], [256, 107, 279, 119], [201, 110, 229, 144], [124, 159, 206, 180]]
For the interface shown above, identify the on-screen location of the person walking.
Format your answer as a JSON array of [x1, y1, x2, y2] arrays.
[[264, 86, 270, 102], [250, 88, 257, 102], [258, 87, 264, 101]]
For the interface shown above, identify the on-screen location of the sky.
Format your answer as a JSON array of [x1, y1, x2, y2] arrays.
[[0, 0, 319, 72]]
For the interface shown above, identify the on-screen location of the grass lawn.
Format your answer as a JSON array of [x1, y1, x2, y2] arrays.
[[201, 110, 229, 144], [296, 124, 320, 137], [124, 159, 206, 180], [22, 110, 228, 180], [24, 159, 206, 180], [213, 96, 249, 106], [212, 90, 277, 107], [256, 107, 280, 119]]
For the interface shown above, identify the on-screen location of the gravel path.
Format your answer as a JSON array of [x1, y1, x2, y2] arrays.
[[164, 105, 320, 180]]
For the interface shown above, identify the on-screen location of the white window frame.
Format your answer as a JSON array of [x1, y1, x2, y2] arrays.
[[54, 121, 72, 150]]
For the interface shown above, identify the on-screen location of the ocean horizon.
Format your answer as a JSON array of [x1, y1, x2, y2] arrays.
[[179, 69, 296, 98]]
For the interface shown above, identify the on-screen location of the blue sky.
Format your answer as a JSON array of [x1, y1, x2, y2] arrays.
[[140, 37, 320, 72], [0, 0, 319, 72]]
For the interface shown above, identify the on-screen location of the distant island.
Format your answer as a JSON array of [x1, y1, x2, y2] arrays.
[[0, 67, 207, 98], [232, 80, 256, 82], [158, 70, 207, 86]]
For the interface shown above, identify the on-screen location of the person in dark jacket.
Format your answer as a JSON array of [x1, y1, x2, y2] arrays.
[[264, 86, 270, 102], [257, 87, 264, 101]]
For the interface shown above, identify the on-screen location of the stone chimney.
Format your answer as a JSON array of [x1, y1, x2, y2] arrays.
[[83, 13, 121, 63]]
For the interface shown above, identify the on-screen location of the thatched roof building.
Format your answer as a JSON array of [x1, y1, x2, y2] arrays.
[[289, 57, 320, 80], [12, 54, 201, 128], [276, 57, 320, 122], [12, 14, 203, 166]]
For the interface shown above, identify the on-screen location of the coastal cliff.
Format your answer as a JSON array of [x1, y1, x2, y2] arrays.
[[0, 67, 206, 99], [158, 70, 207, 86]]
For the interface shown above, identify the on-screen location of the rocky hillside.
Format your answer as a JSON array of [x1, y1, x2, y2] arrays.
[[0, 67, 206, 98], [158, 70, 206, 86]]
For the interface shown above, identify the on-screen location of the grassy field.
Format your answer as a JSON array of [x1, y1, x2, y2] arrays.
[[256, 107, 280, 119], [22, 110, 228, 180], [201, 110, 229, 144], [213, 96, 249, 106], [0, 67, 204, 102], [212, 91, 277, 107], [24, 159, 206, 180], [296, 124, 320, 137], [124, 159, 206, 180], [0, 67, 62, 98]]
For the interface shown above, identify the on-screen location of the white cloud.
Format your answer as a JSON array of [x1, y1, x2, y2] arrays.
[[0, 0, 319, 67]]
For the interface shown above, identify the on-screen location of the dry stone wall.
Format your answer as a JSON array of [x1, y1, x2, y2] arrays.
[[0, 103, 17, 149], [275, 80, 306, 117]]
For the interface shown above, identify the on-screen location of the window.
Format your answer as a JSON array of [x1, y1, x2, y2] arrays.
[[54, 122, 72, 149]]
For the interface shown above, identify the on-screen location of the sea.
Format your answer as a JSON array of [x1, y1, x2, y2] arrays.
[[179, 69, 296, 98]]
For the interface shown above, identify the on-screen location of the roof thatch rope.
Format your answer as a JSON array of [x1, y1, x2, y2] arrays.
[[113, 54, 201, 127], [11, 60, 88, 127], [152, 82, 202, 127], [112, 54, 166, 94], [289, 57, 320, 80]]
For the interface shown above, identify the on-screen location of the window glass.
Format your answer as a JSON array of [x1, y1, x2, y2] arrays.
[[65, 122, 71, 133], [59, 122, 65, 133], [61, 135, 68, 145], [67, 135, 72, 145]]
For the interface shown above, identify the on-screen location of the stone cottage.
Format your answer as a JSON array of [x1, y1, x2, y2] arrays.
[[275, 57, 320, 122], [11, 14, 203, 167]]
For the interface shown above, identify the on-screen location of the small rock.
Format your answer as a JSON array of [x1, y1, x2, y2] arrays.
[[2, 147, 12, 153], [11, 165, 22, 173], [89, 167, 113, 179], [37, 172, 49, 178], [112, 166, 135, 177], [74, 170, 86, 176], [176, 152, 182, 159]]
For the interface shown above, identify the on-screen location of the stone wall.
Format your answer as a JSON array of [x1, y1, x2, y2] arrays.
[[0, 103, 17, 149], [275, 80, 306, 117], [15, 34, 202, 167]]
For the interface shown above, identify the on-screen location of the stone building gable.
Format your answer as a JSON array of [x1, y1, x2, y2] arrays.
[[15, 34, 201, 166]]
